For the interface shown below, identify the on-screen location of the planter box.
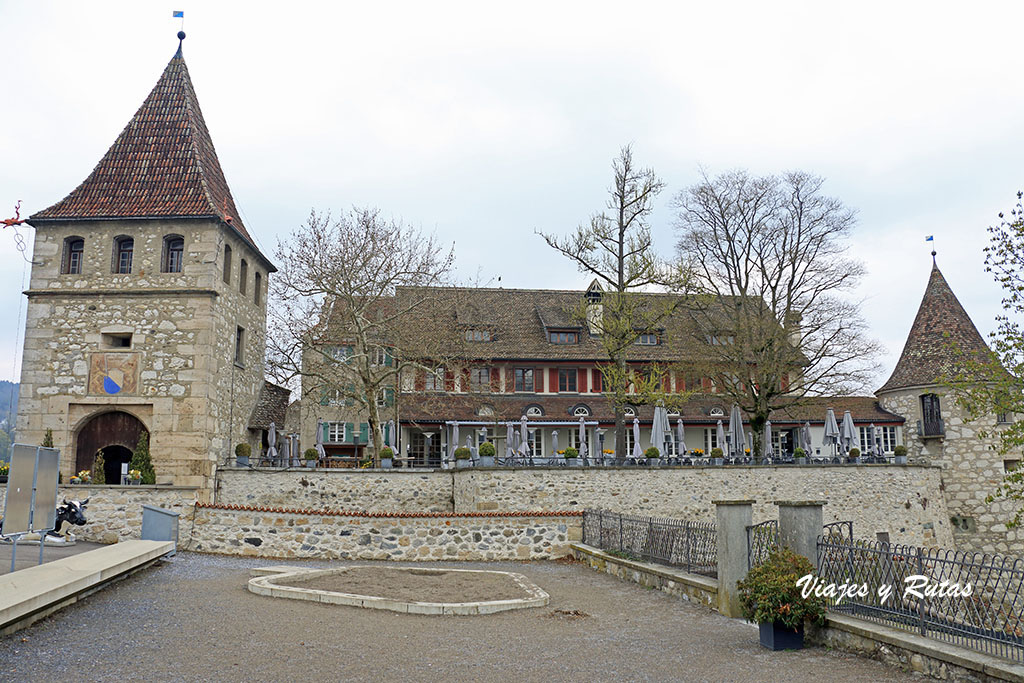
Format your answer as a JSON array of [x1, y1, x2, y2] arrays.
[[712, 458, 724, 466], [647, 458, 661, 467], [895, 455, 907, 465], [380, 457, 393, 469], [456, 459, 472, 469], [758, 621, 804, 650], [235, 456, 250, 467], [478, 455, 495, 467], [304, 460, 317, 468], [565, 457, 580, 467], [794, 457, 807, 465]]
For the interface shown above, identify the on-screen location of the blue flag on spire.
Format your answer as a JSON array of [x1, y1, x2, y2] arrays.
[[925, 235, 934, 241], [173, 10, 184, 18]]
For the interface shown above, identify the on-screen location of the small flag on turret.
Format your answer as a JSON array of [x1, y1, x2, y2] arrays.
[[925, 235, 934, 241], [173, 10, 184, 18]]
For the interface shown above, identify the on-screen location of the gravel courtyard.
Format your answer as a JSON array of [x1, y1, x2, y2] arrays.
[[0, 552, 914, 682]]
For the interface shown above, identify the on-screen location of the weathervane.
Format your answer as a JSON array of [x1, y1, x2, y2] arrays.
[[2, 200, 39, 264]]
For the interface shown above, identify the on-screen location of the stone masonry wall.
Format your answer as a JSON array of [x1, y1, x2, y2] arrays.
[[0, 485, 200, 544], [879, 388, 1021, 555], [217, 470, 452, 512], [219, 465, 953, 548], [190, 505, 578, 561]]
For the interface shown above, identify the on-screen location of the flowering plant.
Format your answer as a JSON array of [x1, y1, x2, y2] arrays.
[[737, 548, 827, 631], [0, 462, 8, 476], [129, 469, 142, 480], [690, 448, 704, 456], [77, 470, 92, 484], [603, 449, 614, 454]]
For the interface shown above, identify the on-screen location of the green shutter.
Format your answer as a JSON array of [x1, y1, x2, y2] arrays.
[[345, 422, 354, 444], [384, 349, 393, 367], [320, 388, 329, 406], [359, 422, 369, 444], [385, 388, 395, 406], [322, 422, 330, 443]]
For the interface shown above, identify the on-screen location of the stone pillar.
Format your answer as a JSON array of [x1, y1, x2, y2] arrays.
[[714, 499, 754, 618], [775, 500, 825, 568]]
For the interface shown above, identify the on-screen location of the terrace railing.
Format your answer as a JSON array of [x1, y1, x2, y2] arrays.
[[817, 536, 1024, 663], [582, 509, 717, 577], [746, 519, 779, 569]]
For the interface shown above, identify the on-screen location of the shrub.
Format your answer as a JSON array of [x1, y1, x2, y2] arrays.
[[235, 443, 251, 460], [793, 447, 806, 458], [563, 446, 579, 458], [893, 445, 908, 457], [711, 447, 724, 458], [454, 446, 472, 460], [379, 446, 395, 459], [848, 447, 861, 458], [42, 428, 54, 448], [478, 442, 496, 457], [644, 447, 660, 459], [737, 547, 827, 631], [91, 449, 106, 485], [303, 448, 318, 460], [131, 432, 156, 485]]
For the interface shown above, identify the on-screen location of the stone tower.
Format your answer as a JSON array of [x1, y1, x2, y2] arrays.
[[876, 257, 1018, 554], [15, 34, 274, 491]]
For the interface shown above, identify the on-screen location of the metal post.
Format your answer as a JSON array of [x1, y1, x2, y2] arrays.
[[917, 546, 926, 636], [685, 520, 692, 573], [10, 534, 19, 573], [619, 511, 624, 552]]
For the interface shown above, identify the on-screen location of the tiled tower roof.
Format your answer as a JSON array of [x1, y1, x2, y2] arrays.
[[31, 37, 262, 255], [878, 261, 992, 393]]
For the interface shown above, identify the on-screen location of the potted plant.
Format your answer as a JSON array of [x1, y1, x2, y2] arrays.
[[91, 449, 106, 485], [563, 446, 580, 467], [737, 547, 827, 650], [454, 446, 472, 469], [711, 447, 724, 466], [644, 446, 661, 467], [235, 443, 251, 467], [793, 447, 807, 465], [847, 447, 861, 464], [76, 470, 92, 485], [379, 446, 395, 469], [478, 442, 496, 467], [303, 448, 318, 468], [0, 461, 8, 483], [128, 469, 142, 485], [893, 444, 908, 465]]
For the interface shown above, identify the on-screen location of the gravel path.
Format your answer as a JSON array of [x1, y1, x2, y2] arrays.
[[0, 552, 915, 682]]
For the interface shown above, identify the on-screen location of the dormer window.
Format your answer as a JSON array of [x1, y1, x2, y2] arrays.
[[707, 334, 735, 345], [465, 329, 492, 342], [623, 405, 637, 417], [572, 405, 591, 417], [549, 330, 578, 344], [638, 333, 659, 346], [525, 405, 544, 418], [709, 407, 725, 417]]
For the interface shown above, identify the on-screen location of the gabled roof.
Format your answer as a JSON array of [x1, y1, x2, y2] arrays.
[[878, 261, 992, 393], [248, 381, 291, 430], [31, 35, 268, 262]]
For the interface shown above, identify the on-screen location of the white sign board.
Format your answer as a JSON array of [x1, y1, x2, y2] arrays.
[[1, 444, 61, 536]]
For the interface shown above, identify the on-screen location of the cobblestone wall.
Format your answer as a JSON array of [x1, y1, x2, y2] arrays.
[[190, 505, 579, 561], [219, 465, 953, 548]]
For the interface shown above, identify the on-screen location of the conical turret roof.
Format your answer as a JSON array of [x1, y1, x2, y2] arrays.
[[31, 36, 263, 258], [878, 261, 992, 393]]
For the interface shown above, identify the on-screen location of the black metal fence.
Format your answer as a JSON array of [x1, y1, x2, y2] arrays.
[[582, 509, 717, 577], [746, 519, 779, 569], [817, 536, 1024, 663]]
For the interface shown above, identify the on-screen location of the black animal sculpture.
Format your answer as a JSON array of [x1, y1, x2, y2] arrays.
[[47, 498, 89, 538]]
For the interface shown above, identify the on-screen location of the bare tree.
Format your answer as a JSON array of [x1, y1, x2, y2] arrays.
[[269, 208, 456, 464], [674, 169, 880, 456], [540, 145, 688, 458]]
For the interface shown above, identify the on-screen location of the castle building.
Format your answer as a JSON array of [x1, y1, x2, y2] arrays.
[[15, 33, 275, 490], [877, 256, 1018, 554]]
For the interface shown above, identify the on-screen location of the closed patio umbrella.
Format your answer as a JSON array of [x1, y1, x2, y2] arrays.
[[763, 421, 774, 461], [518, 416, 530, 456], [840, 410, 857, 456], [650, 406, 666, 457], [450, 422, 460, 461], [506, 422, 516, 459], [801, 422, 813, 454], [551, 429, 559, 458], [823, 408, 840, 456], [676, 418, 687, 455], [728, 404, 745, 458], [314, 419, 326, 460], [716, 420, 726, 457], [578, 416, 588, 459], [632, 417, 643, 458], [872, 424, 884, 458], [281, 437, 291, 467], [267, 421, 279, 466]]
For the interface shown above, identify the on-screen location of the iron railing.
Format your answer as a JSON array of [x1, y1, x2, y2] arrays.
[[582, 509, 717, 577], [747, 519, 779, 569], [817, 536, 1024, 663], [822, 520, 854, 542]]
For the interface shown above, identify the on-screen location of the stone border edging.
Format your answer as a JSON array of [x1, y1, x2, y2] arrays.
[[247, 565, 550, 615], [196, 502, 582, 518]]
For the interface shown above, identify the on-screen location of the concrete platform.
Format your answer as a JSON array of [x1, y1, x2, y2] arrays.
[[0, 539, 173, 636]]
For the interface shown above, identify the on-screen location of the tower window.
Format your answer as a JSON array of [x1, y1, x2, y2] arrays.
[[223, 245, 232, 284], [162, 235, 184, 273], [239, 259, 248, 295], [62, 237, 84, 275], [235, 326, 245, 366], [101, 332, 133, 349], [254, 272, 262, 305], [113, 237, 134, 274]]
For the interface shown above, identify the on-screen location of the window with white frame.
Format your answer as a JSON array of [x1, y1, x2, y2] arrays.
[[424, 367, 445, 391], [464, 329, 492, 342], [528, 430, 542, 457], [703, 428, 719, 453], [566, 429, 579, 451], [637, 333, 659, 346], [328, 345, 353, 362], [376, 387, 389, 407], [470, 367, 490, 392], [326, 421, 346, 443], [372, 347, 389, 366], [859, 425, 898, 453], [572, 405, 590, 417], [623, 427, 636, 456], [662, 434, 679, 457], [526, 405, 543, 418], [475, 428, 495, 446], [623, 405, 636, 417]]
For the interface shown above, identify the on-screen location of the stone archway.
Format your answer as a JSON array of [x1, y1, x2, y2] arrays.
[[75, 411, 148, 483]]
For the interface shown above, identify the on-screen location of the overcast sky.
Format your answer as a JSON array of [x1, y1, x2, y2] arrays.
[[1, 1, 1020, 390]]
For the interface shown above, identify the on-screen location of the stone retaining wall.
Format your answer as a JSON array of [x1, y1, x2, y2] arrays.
[[0, 485, 200, 544], [189, 504, 580, 561], [219, 465, 953, 548]]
